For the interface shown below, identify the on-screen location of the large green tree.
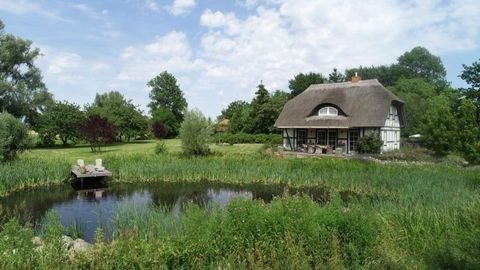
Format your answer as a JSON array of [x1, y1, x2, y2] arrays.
[[148, 71, 187, 125], [459, 58, 480, 115], [390, 78, 437, 136], [151, 108, 179, 137], [218, 100, 249, 121], [346, 47, 448, 89], [88, 91, 148, 141], [455, 99, 479, 153], [36, 101, 85, 146], [288, 72, 325, 98], [420, 95, 457, 156], [270, 90, 289, 116], [0, 20, 53, 122], [345, 65, 400, 87], [248, 83, 277, 134], [397, 46, 447, 88]]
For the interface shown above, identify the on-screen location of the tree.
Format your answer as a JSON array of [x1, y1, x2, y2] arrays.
[[151, 108, 180, 137], [79, 115, 116, 152], [459, 58, 480, 117], [390, 78, 437, 136], [345, 65, 399, 87], [152, 121, 168, 139], [88, 91, 148, 141], [270, 90, 289, 116], [148, 71, 187, 125], [397, 46, 447, 88], [179, 108, 213, 156], [288, 72, 325, 98], [0, 20, 53, 121], [228, 104, 252, 133], [420, 96, 457, 156], [455, 99, 480, 163], [0, 112, 28, 161], [248, 83, 277, 134], [328, 68, 345, 83], [36, 101, 85, 146], [218, 100, 249, 121]]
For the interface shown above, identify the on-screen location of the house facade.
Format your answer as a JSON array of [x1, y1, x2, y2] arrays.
[[275, 77, 405, 154]]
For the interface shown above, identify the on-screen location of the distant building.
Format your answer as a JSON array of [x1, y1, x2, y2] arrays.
[[275, 76, 405, 154]]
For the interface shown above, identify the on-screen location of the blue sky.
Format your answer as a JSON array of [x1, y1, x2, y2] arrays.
[[1, 0, 479, 117]]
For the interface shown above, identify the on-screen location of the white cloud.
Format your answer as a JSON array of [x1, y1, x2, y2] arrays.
[[70, 3, 108, 19], [35, 46, 125, 108], [30, 0, 480, 118], [117, 31, 199, 81], [145, 0, 160, 11], [0, 0, 69, 22], [169, 0, 196, 16], [116, 0, 480, 117]]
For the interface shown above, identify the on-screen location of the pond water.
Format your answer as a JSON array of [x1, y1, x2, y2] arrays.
[[0, 180, 328, 243]]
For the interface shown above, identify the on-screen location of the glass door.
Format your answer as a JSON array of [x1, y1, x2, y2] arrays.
[[327, 130, 337, 149], [348, 129, 360, 153]]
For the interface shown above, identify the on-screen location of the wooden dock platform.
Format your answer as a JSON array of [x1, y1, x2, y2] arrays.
[[71, 165, 112, 179]]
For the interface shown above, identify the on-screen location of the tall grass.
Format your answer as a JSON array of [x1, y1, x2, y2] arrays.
[[0, 147, 479, 268]]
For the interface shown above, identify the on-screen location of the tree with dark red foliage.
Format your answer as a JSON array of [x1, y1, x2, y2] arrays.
[[152, 121, 168, 139], [80, 115, 116, 152]]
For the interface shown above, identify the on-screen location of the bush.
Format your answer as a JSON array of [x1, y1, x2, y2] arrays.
[[463, 142, 480, 165], [0, 112, 29, 161], [213, 132, 281, 145], [154, 141, 168, 155], [179, 109, 213, 156], [356, 134, 383, 154]]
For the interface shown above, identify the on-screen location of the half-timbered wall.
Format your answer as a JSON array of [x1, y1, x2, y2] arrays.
[[380, 105, 401, 151]]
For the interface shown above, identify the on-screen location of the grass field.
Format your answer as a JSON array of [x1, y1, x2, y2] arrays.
[[0, 140, 479, 269], [24, 139, 262, 163]]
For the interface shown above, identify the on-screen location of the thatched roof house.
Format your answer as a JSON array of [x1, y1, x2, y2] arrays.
[[275, 76, 405, 154]]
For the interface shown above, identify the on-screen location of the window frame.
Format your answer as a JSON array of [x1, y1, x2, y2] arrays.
[[318, 106, 339, 116]]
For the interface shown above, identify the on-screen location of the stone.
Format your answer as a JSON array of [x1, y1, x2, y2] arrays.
[[71, 238, 92, 253]]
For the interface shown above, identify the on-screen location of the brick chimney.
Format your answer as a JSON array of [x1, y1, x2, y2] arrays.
[[351, 72, 361, 83]]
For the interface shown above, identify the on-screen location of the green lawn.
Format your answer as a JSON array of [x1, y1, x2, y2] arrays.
[[24, 139, 263, 163]]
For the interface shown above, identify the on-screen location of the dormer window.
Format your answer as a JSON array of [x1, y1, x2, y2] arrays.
[[318, 106, 338, 116]]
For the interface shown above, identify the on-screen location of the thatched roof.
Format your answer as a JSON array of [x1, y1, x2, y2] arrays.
[[275, 79, 404, 128]]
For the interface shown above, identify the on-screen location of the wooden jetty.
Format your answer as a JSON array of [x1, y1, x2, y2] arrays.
[[71, 165, 112, 178], [71, 159, 112, 182]]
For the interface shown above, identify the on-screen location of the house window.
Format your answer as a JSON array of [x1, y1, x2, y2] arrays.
[[316, 130, 327, 145], [297, 129, 307, 146], [318, 106, 338, 116]]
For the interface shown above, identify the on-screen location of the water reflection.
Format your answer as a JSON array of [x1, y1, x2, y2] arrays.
[[0, 180, 328, 243]]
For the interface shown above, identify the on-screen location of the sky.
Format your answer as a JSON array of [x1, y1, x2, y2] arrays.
[[1, 0, 479, 118]]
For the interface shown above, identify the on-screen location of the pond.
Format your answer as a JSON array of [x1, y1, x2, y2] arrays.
[[0, 180, 328, 243]]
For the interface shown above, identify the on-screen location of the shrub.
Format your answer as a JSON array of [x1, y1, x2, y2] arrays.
[[154, 141, 168, 155], [356, 134, 383, 154], [179, 109, 213, 156], [0, 112, 29, 161], [463, 142, 480, 165], [213, 132, 282, 145]]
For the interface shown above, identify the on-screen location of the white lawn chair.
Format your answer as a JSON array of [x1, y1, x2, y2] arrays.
[[95, 159, 105, 171], [77, 159, 85, 167]]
